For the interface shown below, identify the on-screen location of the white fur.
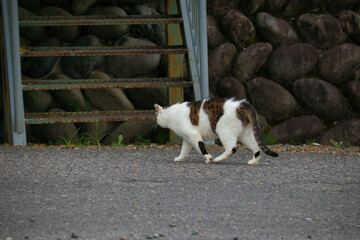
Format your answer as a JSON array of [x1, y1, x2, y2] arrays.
[[155, 99, 261, 164]]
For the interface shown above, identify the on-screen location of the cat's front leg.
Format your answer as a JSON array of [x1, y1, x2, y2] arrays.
[[174, 140, 193, 162], [198, 141, 213, 164], [183, 132, 213, 164]]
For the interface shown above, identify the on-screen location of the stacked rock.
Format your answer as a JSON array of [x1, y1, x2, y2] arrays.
[[207, 0, 360, 146]]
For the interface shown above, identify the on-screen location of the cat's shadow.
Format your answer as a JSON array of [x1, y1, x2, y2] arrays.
[[164, 151, 273, 166], [170, 158, 271, 167]]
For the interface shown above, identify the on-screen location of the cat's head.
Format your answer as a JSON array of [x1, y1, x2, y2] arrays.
[[154, 104, 167, 128]]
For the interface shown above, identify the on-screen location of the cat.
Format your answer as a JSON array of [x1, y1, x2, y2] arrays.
[[154, 98, 278, 165]]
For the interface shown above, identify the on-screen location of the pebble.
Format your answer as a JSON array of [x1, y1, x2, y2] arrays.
[[71, 232, 79, 239]]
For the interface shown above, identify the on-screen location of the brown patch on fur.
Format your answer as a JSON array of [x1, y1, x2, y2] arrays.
[[187, 101, 202, 126], [203, 98, 226, 132], [236, 107, 250, 126], [239, 101, 260, 138]]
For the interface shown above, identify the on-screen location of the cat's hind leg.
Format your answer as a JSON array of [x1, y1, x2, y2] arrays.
[[239, 126, 261, 165], [174, 140, 193, 162], [213, 132, 238, 163]]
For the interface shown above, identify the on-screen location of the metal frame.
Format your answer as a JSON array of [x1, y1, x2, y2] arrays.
[[0, 0, 209, 146], [180, 0, 209, 101], [1, 0, 26, 146]]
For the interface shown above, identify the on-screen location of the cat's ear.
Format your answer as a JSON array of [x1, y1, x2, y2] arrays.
[[154, 104, 163, 114]]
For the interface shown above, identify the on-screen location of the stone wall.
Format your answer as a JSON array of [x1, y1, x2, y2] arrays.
[[0, 0, 359, 146], [207, 0, 360, 146]]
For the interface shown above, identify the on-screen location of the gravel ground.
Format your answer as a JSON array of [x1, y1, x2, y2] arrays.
[[0, 144, 359, 240]]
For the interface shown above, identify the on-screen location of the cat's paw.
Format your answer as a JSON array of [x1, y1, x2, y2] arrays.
[[174, 156, 185, 162], [213, 156, 224, 163], [205, 154, 213, 164], [247, 158, 260, 165]]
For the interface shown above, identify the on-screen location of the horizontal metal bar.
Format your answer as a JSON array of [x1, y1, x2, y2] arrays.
[[21, 46, 187, 57], [25, 110, 155, 124], [22, 78, 193, 90], [19, 15, 182, 26]]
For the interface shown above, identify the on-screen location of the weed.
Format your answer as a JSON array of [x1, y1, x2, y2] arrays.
[[58, 128, 80, 147], [134, 135, 151, 147], [81, 121, 108, 148], [76, 135, 91, 148], [112, 135, 124, 147], [330, 139, 344, 149], [306, 138, 316, 146]]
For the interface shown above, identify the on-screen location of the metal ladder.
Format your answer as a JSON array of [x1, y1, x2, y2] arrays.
[[1, 0, 209, 145]]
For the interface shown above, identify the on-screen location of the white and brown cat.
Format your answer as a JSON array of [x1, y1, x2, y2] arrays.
[[154, 98, 278, 165]]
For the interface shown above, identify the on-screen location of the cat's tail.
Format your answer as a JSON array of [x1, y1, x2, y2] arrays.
[[242, 101, 279, 157]]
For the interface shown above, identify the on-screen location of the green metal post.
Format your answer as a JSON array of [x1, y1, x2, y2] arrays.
[[1, 0, 26, 145]]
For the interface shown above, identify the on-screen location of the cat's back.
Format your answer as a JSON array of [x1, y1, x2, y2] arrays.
[[189, 98, 245, 132]]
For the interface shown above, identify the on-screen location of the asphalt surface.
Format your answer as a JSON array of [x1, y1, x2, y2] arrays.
[[0, 145, 359, 240]]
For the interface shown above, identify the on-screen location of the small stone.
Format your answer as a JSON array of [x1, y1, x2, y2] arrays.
[[169, 223, 176, 227], [71, 232, 78, 239]]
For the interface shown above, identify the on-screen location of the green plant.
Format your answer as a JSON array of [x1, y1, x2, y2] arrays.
[[112, 135, 124, 147], [263, 134, 277, 146], [82, 121, 108, 148], [58, 128, 80, 147], [76, 134, 95, 148], [330, 139, 344, 149], [306, 138, 316, 146], [134, 135, 151, 147]]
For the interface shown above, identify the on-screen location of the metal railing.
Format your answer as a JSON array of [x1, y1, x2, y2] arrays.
[[180, 0, 209, 101], [1, 0, 209, 146], [1, 0, 26, 146]]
